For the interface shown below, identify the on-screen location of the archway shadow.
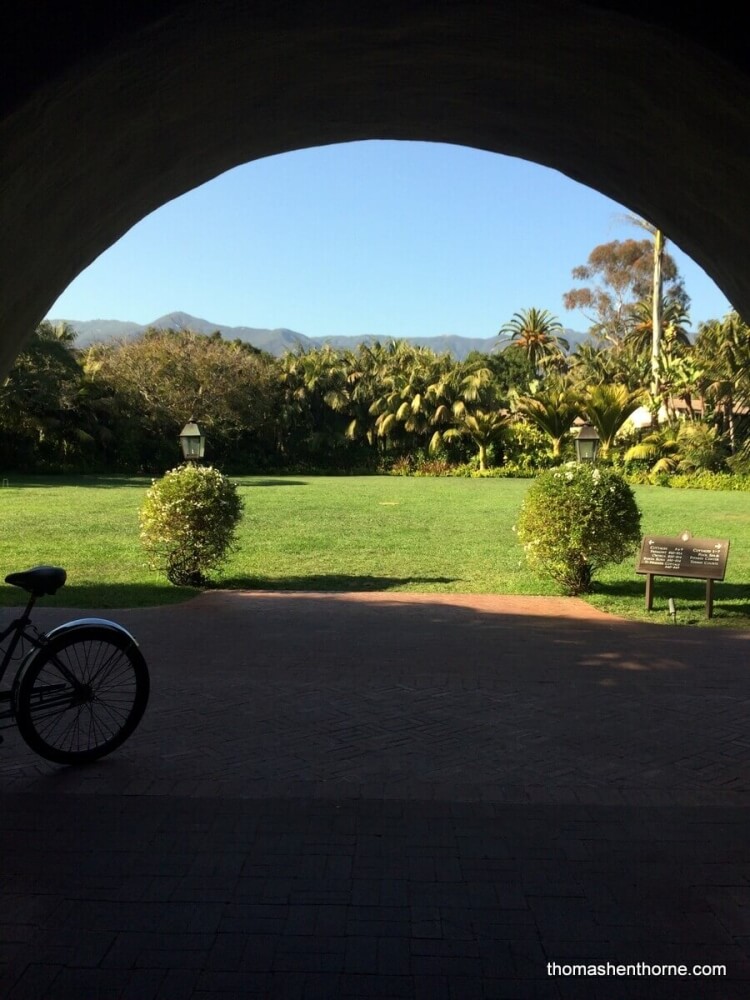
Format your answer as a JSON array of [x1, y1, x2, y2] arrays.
[[5, 586, 750, 997]]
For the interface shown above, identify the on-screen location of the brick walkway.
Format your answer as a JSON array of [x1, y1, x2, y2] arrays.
[[2, 591, 750, 997]]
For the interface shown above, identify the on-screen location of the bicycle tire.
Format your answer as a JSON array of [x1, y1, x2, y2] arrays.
[[14, 626, 149, 764]]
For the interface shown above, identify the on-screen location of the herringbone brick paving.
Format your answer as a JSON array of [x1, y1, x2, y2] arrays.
[[1, 591, 750, 997]]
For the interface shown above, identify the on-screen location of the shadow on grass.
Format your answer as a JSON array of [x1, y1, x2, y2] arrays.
[[592, 578, 750, 621], [595, 578, 749, 601], [219, 574, 459, 592], [0, 574, 460, 609], [1, 475, 310, 490], [0, 582, 197, 610], [0, 475, 150, 489], [239, 479, 308, 488]]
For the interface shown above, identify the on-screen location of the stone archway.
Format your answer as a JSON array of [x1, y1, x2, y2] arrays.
[[2, 0, 750, 374]]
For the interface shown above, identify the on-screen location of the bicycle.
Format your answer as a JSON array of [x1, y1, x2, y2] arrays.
[[0, 565, 150, 765]]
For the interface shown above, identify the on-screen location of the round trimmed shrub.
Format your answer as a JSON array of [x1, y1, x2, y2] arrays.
[[140, 465, 243, 586], [516, 464, 641, 595]]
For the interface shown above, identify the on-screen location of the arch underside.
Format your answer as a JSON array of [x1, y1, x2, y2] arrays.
[[2, 0, 749, 373]]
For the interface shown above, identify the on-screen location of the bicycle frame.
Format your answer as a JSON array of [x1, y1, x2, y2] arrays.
[[0, 593, 88, 725], [0, 593, 43, 687]]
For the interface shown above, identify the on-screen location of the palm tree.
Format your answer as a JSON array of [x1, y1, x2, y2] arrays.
[[695, 312, 750, 453], [625, 298, 691, 356], [625, 422, 726, 473], [436, 409, 507, 471], [569, 337, 650, 392], [425, 360, 504, 469], [499, 308, 569, 373], [514, 387, 581, 459], [0, 321, 84, 464], [277, 346, 349, 457], [427, 359, 493, 425], [582, 383, 644, 456], [624, 425, 681, 473], [321, 345, 384, 448], [369, 344, 450, 451]]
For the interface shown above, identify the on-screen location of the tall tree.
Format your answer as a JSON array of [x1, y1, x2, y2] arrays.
[[93, 327, 279, 466], [563, 238, 688, 346], [651, 226, 665, 397], [617, 216, 670, 396], [620, 217, 678, 399]]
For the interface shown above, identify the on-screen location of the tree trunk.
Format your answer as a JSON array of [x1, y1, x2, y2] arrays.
[[651, 228, 664, 398], [478, 442, 487, 471]]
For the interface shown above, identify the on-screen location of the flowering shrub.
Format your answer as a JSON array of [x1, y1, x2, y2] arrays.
[[140, 465, 243, 586], [516, 464, 641, 595]]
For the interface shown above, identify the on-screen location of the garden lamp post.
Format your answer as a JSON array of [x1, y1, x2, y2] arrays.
[[179, 419, 205, 463], [575, 423, 600, 463]]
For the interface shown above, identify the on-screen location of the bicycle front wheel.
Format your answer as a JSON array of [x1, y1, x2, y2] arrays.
[[14, 626, 150, 764]]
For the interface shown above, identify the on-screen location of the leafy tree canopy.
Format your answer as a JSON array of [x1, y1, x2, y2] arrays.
[[563, 238, 689, 343], [465, 346, 535, 398]]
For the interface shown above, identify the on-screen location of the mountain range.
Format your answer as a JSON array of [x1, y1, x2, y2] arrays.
[[52, 311, 586, 361]]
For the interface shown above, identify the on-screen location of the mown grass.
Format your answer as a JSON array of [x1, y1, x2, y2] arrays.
[[0, 474, 747, 627]]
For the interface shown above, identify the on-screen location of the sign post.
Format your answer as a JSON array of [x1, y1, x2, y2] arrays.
[[635, 531, 729, 619]]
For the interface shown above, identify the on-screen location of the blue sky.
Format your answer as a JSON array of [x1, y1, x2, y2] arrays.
[[48, 140, 731, 339]]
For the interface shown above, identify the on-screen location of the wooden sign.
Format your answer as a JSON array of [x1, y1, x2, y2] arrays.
[[636, 534, 729, 581], [635, 532, 730, 618]]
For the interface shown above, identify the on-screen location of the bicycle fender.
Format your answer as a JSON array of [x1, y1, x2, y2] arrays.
[[44, 618, 140, 647], [11, 620, 141, 710]]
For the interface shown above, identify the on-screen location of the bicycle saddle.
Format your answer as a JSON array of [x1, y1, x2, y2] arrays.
[[5, 566, 67, 596]]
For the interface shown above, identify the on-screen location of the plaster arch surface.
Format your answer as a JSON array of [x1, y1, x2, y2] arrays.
[[2, 0, 750, 374]]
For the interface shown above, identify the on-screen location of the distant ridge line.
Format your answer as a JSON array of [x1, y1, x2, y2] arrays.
[[51, 310, 585, 361]]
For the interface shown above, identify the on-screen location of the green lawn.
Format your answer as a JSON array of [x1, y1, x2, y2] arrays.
[[0, 474, 747, 627]]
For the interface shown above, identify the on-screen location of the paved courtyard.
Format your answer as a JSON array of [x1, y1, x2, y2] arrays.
[[1, 591, 750, 998]]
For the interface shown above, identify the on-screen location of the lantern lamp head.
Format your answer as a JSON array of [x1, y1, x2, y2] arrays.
[[179, 419, 205, 462], [575, 423, 600, 463]]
